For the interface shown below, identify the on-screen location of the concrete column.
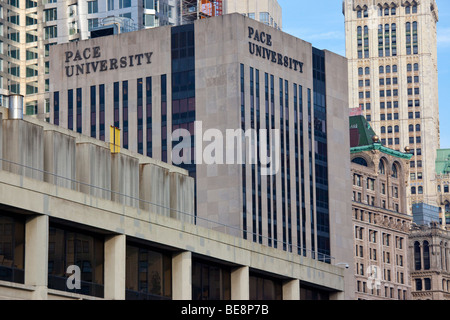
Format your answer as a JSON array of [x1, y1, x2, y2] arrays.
[[172, 251, 192, 300], [104, 234, 126, 300], [231, 266, 249, 300], [25, 215, 49, 300], [282, 279, 300, 300]]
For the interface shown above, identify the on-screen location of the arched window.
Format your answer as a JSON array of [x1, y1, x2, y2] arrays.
[[388, 126, 393, 133], [411, 187, 416, 194], [379, 160, 386, 175], [365, 67, 370, 75], [445, 202, 450, 213], [414, 241, 421, 270], [358, 67, 363, 75], [381, 126, 386, 134], [394, 125, 399, 133], [386, 65, 391, 73], [392, 164, 398, 178], [352, 157, 368, 167], [418, 186, 423, 194], [409, 124, 414, 132], [379, 66, 384, 74], [424, 241, 431, 270], [416, 124, 421, 132], [357, 9, 362, 18], [406, 5, 411, 14]]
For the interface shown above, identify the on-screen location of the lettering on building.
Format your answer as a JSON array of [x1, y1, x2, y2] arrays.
[[64, 47, 153, 77], [248, 26, 304, 73]]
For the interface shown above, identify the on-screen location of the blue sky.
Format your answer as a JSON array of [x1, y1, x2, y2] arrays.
[[278, 0, 450, 149]]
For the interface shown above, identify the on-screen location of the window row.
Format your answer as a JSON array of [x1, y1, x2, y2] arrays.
[[0, 214, 302, 300], [356, 280, 408, 300]]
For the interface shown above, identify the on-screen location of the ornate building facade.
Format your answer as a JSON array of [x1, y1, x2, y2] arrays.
[[409, 223, 450, 300], [350, 115, 413, 300], [436, 149, 450, 228], [343, 0, 440, 210]]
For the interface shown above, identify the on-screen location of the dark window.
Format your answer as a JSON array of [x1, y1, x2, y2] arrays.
[[68, 89, 74, 131], [48, 225, 104, 298], [414, 241, 421, 270], [123, 81, 129, 149], [53, 91, 60, 125], [0, 214, 25, 284], [423, 241, 430, 270], [137, 79, 144, 155], [125, 243, 172, 300], [99, 84, 105, 141], [249, 274, 282, 300], [114, 82, 120, 128], [146, 77, 152, 157], [90, 86, 96, 138], [192, 260, 231, 300], [76, 88, 82, 134]]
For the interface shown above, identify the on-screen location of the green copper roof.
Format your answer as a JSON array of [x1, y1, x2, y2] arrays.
[[436, 149, 450, 175], [349, 115, 377, 147], [349, 115, 413, 160]]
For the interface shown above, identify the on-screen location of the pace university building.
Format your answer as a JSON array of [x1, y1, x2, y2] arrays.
[[49, 13, 353, 291]]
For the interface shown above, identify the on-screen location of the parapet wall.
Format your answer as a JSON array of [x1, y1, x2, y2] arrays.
[[0, 107, 195, 222]]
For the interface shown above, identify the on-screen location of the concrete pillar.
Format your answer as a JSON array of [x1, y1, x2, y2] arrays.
[[231, 266, 249, 300], [76, 142, 111, 200], [170, 171, 195, 223], [104, 234, 126, 300], [25, 215, 49, 300], [139, 163, 170, 216], [2, 120, 44, 180], [111, 153, 139, 208], [282, 279, 300, 300], [172, 251, 192, 300], [43, 130, 76, 190]]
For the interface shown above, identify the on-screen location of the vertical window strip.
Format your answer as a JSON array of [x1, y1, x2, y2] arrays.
[[240, 64, 247, 240], [114, 81, 120, 128], [256, 69, 262, 245], [271, 74, 277, 248], [146, 77, 152, 157], [285, 79, 292, 252], [99, 84, 105, 141], [250, 67, 256, 243], [161, 74, 167, 163], [68, 89, 73, 131], [265, 72, 272, 247], [90, 85, 96, 138], [137, 78, 144, 155], [76, 88, 82, 134], [280, 78, 287, 251], [123, 81, 129, 149], [53, 91, 59, 126]]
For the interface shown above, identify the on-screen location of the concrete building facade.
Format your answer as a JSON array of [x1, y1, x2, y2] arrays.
[[343, 0, 440, 210], [0, 105, 347, 300], [47, 14, 354, 297], [350, 115, 413, 300], [0, 0, 281, 121]]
